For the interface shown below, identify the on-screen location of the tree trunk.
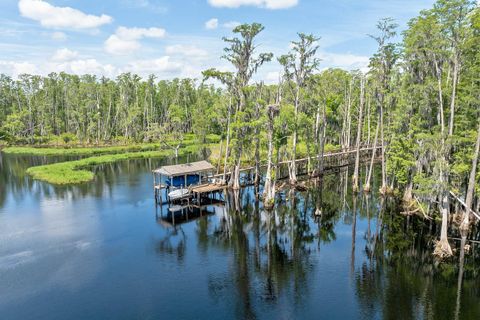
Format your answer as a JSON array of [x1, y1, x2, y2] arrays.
[[460, 120, 480, 231], [317, 102, 327, 175], [345, 81, 353, 149], [353, 77, 365, 192], [434, 57, 445, 135], [366, 96, 371, 145], [434, 167, 452, 258], [223, 101, 232, 183], [231, 153, 241, 190], [448, 54, 459, 137], [254, 109, 261, 186], [217, 139, 223, 174], [379, 102, 387, 194], [254, 136, 260, 186], [364, 117, 380, 192], [263, 109, 276, 208], [289, 88, 300, 185]]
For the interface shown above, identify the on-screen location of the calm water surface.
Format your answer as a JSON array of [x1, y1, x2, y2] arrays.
[[0, 152, 479, 319]]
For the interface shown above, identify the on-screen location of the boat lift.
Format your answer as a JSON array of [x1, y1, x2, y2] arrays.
[[152, 160, 226, 205]]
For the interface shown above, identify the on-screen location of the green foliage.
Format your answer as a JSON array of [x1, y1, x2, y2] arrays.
[[0, 73, 224, 144], [2, 133, 215, 157], [3, 144, 161, 156]]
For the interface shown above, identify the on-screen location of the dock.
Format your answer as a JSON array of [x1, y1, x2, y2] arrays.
[[152, 145, 382, 204], [152, 160, 226, 205]]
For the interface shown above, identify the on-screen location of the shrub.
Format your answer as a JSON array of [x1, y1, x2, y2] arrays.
[[60, 133, 78, 145]]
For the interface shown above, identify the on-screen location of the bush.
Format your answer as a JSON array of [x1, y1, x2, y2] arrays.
[[60, 133, 78, 144]]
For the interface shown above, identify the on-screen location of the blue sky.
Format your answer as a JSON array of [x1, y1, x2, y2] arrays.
[[0, 0, 437, 81]]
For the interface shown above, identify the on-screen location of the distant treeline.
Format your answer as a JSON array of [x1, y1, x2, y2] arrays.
[[0, 74, 225, 144]]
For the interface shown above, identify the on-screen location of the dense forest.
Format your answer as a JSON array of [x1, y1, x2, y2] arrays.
[[1, 0, 479, 257]]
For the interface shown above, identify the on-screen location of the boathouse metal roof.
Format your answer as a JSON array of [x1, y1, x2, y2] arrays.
[[153, 160, 215, 176]]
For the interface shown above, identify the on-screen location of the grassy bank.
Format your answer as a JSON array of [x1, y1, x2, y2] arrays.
[[26, 147, 199, 185], [3, 144, 160, 156], [2, 134, 221, 157], [3, 144, 161, 157]]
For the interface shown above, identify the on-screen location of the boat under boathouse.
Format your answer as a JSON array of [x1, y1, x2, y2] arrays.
[[152, 160, 226, 204]]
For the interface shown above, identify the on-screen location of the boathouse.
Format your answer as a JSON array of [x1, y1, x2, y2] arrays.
[[152, 160, 225, 204]]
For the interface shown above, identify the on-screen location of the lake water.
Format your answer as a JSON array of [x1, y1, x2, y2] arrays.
[[0, 152, 479, 319]]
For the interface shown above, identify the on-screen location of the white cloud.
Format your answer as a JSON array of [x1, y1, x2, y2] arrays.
[[52, 59, 117, 77], [165, 44, 208, 57], [63, 59, 116, 76], [0, 61, 37, 78], [265, 71, 280, 83], [51, 48, 78, 62], [104, 26, 166, 55], [223, 21, 241, 29], [104, 35, 140, 55], [122, 0, 168, 13], [51, 31, 67, 41], [124, 56, 183, 75], [115, 26, 166, 40], [0, 54, 190, 79], [319, 52, 370, 72], [0, 58, 116, 78], [18, 0, 113, 30], [208, 0, 298, 9], [205, 18, 219, 30]]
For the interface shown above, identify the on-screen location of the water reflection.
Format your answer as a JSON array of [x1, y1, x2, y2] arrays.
[[0, 153, 186, 208], [150, 167, 480, 319], [1, 152, 480, 319]]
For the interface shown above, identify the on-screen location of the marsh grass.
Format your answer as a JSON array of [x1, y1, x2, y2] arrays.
[[4, 144, 161, 157], [26, 148, 194, 185], [3, 134, 221, 157], [24, 137, 216, 185]]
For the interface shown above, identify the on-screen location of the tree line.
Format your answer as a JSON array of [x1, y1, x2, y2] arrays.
[[0, 0, 478, 256]]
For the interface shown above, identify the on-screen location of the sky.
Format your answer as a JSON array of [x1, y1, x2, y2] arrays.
[[0, 0, 439, 82]]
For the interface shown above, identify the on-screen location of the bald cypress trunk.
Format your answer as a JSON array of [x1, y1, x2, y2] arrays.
[[223, 101, 232, 183], [353, 77, 365, 192], [364, 116, 380, 192], [263, 105, 278, 208], [448, 54, 459, 137], [289, 88, 300, 185], [379, 101, 387, 194], [460, 120, 480, 231]]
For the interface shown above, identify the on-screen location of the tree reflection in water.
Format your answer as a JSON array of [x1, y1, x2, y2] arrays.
[[153, 168, 480, 319], [355, 197, 480, 320], [206, 194, 307, 318], [3, 154, 480, 318]]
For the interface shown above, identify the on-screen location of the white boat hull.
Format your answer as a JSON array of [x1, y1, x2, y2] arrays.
[[168, 188, 189, 200]]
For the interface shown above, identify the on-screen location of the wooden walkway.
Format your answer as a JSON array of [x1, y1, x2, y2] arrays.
[[213, 145, 383, 183], [154, 144, 381, 205], [191, 183, 226, 194]]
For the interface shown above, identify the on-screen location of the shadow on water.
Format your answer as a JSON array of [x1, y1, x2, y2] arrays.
[[0, 152, 480, 319]]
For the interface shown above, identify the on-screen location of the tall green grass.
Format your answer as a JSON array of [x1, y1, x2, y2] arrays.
[[3, 144, 161, 156], [26, 149, 192, 185], [3, 134, 221, 157]]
